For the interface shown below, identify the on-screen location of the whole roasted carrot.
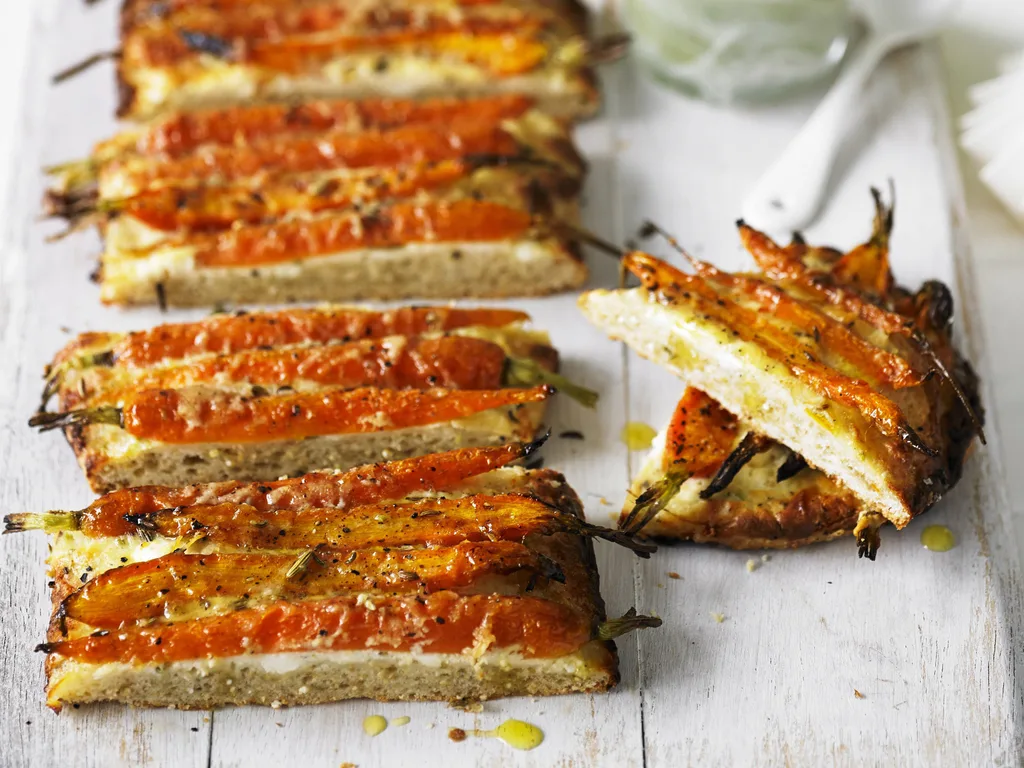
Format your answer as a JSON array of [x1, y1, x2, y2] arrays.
[[58, 542, 564, 629], [41, 591, 593, 664], [116, 161, 473, 231], [111, 95, 533, 160], [70, 335, 513, 408], [34, 384, 552, 444], [53, 305, 530, 370], [136, 5, 555, 49], [104, 120, 527, 194], [129, 17, 548, 72], [4, 441, 545, 537], [12, 494, 654, 557]]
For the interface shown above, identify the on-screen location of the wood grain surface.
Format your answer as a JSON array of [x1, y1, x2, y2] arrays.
[[0, 1, 1020, 766]]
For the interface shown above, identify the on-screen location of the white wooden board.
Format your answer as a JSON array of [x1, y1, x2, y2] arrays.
[[1, 1, 1021, 765]]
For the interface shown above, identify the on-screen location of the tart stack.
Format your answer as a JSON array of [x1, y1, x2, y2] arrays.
[[580, 196, 984, 557]]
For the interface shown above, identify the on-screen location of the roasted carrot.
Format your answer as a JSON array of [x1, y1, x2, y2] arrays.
[[178, 199, 533, 268], [97, 95, 534, 160], [620, 388, 738, 534], [115, 161, 474, 231], [40, 591, 592, 663], [104, 120, 529, 193], [661, 388, 738, 476], [70, 335, 513, 408], [830, 187, 894, 298], [4, 441, 543, 537], [36, 384, 551, 444], [59, 542, 563, 629], [55, 306, 529, 370], [132, 4, 561, 47], [685, 256, 922, 389], [737, 221, 985, 442], [128, 17, 550, 75]]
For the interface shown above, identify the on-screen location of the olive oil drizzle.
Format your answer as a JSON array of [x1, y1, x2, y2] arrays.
[[920, 524, 955, 552], [448, 719, 544, 751]]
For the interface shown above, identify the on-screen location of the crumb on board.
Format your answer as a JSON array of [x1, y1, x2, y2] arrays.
[[854, 689, 865, 699], [657, 582, 665, 588], [392, 716, 411, 727], [746, 558, 758, 572], [711, 612, 726, 623], [761, 554, 771, 562], [667, 571, 681, 580], [450, 700, 484, 713], [275, 722, 283, 727], [599, 497, 610, 505], [340, 763, 358, 768], [449, 728, 468, 743]]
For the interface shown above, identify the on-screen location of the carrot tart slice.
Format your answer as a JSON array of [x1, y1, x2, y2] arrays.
[[5, 445, 658, 710], [44, 95, 588, 306], [580, 194, 983, 556], [113, 0, 601, 120], [34, 305, 596, 492]]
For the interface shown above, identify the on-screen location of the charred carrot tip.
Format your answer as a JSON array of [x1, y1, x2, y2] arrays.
[[504, 357, 598, 408], [699, 432, 772, 500], [621, 469, 689, 536], [29, 406, 122, 432], [4, 512, 78, 534], [597, 607, 662, 640], [522, 430, 551, 457], [52, 49, 120, 84]]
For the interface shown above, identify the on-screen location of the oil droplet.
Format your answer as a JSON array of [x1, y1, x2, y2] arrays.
[[362, 714, 387, 737], [621, 421, 657, 451], [492, 719, 544, 751], [449, 719, 545, 751], [391, 716, 410, 727], [921, 524, 955, 552]]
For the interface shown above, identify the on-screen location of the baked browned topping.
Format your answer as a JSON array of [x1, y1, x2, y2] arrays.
[[32, 306, 598, 491], [5, 445, 659, 709], [44, 95, 589, 305], [581, 192, 983, 557]]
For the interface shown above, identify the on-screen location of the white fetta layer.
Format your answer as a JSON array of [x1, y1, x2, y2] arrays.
[[128, 46, 591, 120], [46, 641, 613, 709], [92, 648, 592, 678], [579, 287, 906, 525]]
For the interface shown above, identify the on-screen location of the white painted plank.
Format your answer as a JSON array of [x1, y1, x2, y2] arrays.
[[2, 0, 1021, 764], [0, 3, 212, 767], [617, 45, 1023, 766]]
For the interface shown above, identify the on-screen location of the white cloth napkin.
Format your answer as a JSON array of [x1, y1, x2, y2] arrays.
[[961, 51, 1024, 224]]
